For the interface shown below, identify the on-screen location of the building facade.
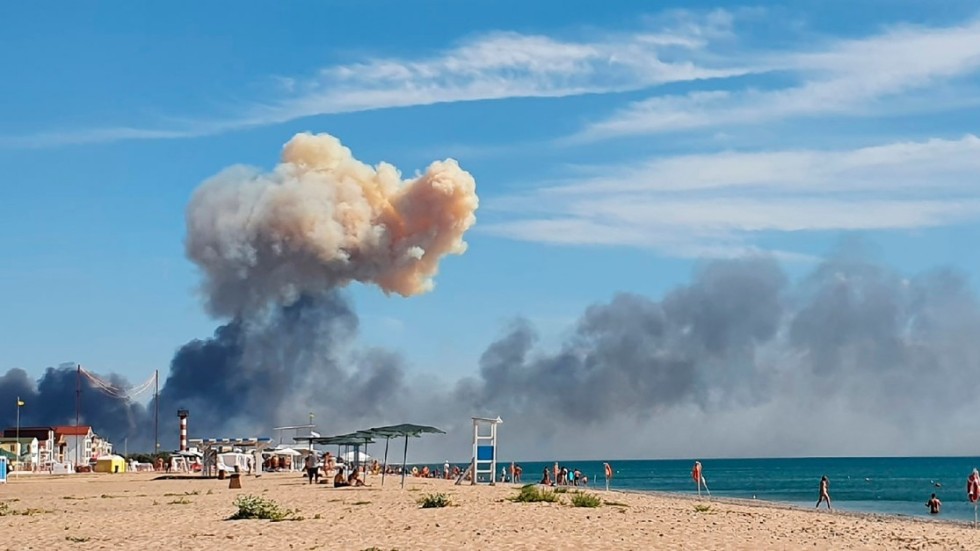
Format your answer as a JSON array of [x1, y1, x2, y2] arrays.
[[2, 425, 112, 468], [0, 437, 40, 468], [53, 426, 95, 465], [2, 427, 55, 465]]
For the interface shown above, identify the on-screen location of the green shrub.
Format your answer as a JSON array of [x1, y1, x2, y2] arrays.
[[512, 485, 559, 503], [570, 492, 602, 508], [417, 493, 451, 508], [229, 495, 296, 521], [694, 504, 712, 513], [553, 487, 569, 494]]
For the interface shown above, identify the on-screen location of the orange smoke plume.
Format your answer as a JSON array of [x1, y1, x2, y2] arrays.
[[186, 132, 479, 316]]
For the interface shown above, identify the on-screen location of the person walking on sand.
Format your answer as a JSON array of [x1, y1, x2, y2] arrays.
[[926, 493, 942, 514], [816, 475, 832, 510]]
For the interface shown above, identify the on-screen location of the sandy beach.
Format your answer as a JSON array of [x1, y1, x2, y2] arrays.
[[2, 471, 980, 550]]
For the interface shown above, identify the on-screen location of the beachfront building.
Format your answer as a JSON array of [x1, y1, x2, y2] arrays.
[[53, 426, 96, 466], [2, 427, 55, 466], [0, 437, 40, 469], [92, 434, 113, 458]]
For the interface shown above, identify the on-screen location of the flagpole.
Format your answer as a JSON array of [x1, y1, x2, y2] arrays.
[[15, 397, 20, 465]]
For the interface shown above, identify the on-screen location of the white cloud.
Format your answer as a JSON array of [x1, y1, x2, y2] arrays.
[[0, 13, 747, 148], [577, 19, 980, 140], [551, 134, 980, 194], [482, 135, 980, 256]]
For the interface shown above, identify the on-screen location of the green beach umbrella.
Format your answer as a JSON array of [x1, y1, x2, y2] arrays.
[[367, 424, 445, 488]]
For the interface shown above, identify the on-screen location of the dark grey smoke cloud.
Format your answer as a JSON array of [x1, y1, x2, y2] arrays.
[[155, 292, 409, 447], [452, 253, 980, 459], [3, 251, 980, 459], [0, 365, 147, 446], [457, 257, 787, 424]]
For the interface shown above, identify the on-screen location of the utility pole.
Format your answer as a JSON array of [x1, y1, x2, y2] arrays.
[[154, 370, 159, 455], [15, 396, 21, 466], [75, 364, 81, 468]]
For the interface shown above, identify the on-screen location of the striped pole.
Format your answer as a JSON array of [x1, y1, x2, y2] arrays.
[[177, 409, 189, 452]]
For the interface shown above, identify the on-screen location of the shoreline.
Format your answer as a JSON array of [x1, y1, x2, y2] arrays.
[[617, 487, 977, 529], [2, 472, 980, 549]]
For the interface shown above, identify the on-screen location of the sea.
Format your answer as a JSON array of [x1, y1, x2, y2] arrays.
[[476, 457, 980, 523]]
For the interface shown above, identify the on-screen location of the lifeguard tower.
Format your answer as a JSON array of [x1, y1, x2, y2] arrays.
[[471, 416, 502, 485]]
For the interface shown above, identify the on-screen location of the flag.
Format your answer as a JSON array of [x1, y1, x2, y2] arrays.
[[16, 399, 24, 407]]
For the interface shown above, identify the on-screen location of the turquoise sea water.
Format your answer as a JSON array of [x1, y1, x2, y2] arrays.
[[489, 457, 980, 522]]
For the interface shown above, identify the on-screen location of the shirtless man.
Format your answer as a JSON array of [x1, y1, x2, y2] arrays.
[[816, 476, 832, 510], [926, 493, 942, 514]]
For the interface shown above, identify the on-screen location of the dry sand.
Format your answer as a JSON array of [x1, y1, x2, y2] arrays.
[[2, 471, 979, 550]]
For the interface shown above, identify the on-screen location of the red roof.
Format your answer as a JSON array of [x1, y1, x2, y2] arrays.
[[53, 425, 92, 436]]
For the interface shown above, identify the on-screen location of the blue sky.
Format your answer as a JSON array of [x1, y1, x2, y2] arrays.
[[3, 0, 980, 389]]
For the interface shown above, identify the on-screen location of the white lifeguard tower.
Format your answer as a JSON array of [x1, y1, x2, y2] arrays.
[[471, 416, 502, 485]]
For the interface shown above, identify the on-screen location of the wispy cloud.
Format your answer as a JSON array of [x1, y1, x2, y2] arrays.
[[1, 12, 745, 148], [482, 135, 980, 257], [576, 19, 980, 140]]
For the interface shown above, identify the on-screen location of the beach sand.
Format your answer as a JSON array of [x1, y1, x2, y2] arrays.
[[2, 471, 979, 550]]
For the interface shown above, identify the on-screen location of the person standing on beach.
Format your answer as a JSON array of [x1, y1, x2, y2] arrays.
[[926, 493, 942, 514], [304, 452, 318, 484], [816, 475, 832, 510]]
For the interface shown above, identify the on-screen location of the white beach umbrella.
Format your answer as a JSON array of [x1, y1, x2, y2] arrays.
[[341, 450, 372, 463]]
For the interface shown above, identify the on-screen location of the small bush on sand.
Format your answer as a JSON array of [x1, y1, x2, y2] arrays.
[[570, 492, 602, 508], [0, 503, 50, 516], [512, 485, 559, 503], [694, 504, 712, 513], [418, 493, 451, 508], [229, 495, 297, 521]]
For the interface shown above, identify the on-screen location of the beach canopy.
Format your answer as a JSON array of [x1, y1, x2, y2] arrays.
[[341, 450, 372, 463], [270, 446, 302, 456], [366, 424, 446, 488], [294, 431, 377, 472]]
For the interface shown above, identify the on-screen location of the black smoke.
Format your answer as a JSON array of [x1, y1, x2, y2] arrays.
[[0, 365, 147, 445]]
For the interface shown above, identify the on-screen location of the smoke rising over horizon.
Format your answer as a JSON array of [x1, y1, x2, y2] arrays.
[[6, 250, 980, 460], [2, 133, 978, 461]]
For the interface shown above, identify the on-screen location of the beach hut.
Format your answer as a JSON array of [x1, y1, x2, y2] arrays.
[[94, 454, 126, 474]]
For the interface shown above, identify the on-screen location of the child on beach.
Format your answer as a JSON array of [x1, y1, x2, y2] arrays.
[[816, 476, 832, 510]]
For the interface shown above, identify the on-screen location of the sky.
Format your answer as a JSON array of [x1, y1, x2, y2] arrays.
[[2, 1, 980, 460]]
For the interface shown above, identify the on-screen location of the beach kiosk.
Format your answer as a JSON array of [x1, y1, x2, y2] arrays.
[[94, 454, 127, 474], [471, 416, 502, 485], [0, 456, 7, 484]]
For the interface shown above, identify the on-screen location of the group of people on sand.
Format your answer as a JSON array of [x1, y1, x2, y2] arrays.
[[302, 451, 365, 488], [540, 461, 587, 487]]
